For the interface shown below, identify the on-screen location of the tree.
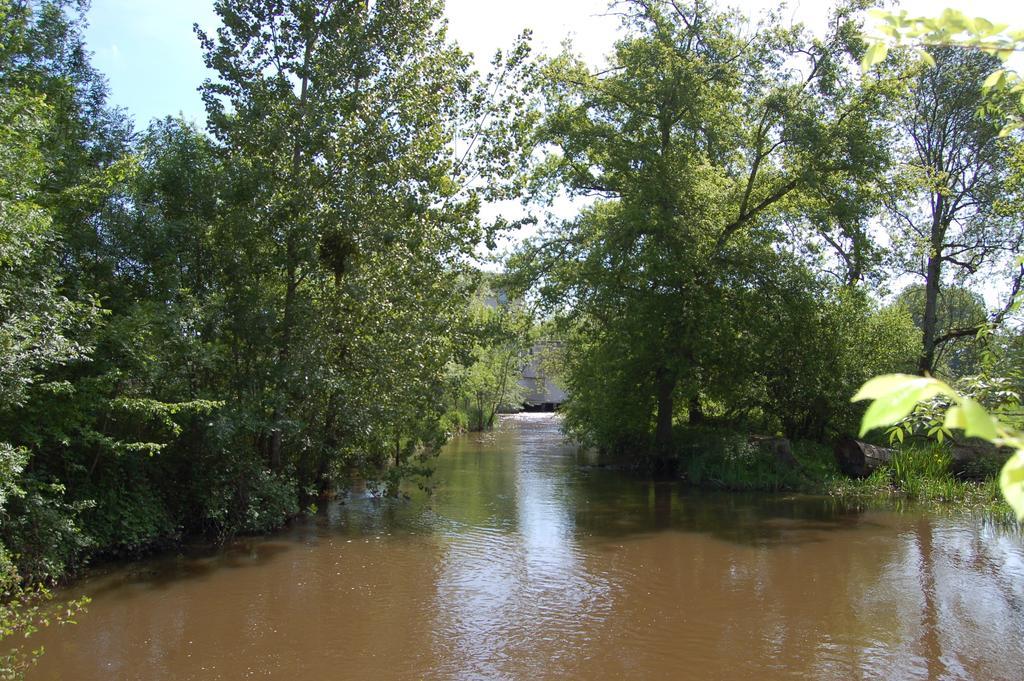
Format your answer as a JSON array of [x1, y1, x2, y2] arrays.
[[453, 281, 532, 432], [740, 276, 920, 440], [883, 47, 1023, 376], [195, 0, 534, 492], [514, 0, 896, 466], [858, 9, 1024, 519], [892, 284, 989, 377], [0, 0, 106, 578], [0, 0, 538, 572], [0, 5, 98, 674]]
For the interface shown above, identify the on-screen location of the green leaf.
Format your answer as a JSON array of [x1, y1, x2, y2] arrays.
[[918, 49, 936, 67], [944, 404, 967, 431], [983, 69, 1005, 90], [958, 398, 1000, 441], [1000, 121, 1023, 137], [853, 374, 940, 401], [861, 42, 889, 72], [940, 9, 967, 30], [855, 374, 955, 437], [945, 401, 1002, 442], [999, 450, 1024, 521]]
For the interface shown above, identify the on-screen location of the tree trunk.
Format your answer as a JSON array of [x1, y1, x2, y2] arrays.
[[918, 203, 945, 375], [950, 441, 1009, 480], [270, 35, 315, 475], [654, 367, 676, 461], [688, 394, 704, 425], [918, 253, 941, 374]]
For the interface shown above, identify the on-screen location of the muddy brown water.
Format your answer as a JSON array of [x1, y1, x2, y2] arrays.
[[28, 414, 1024, 680]]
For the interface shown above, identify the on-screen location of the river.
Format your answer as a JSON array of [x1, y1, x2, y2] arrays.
[[28, 413, 1024, 680]]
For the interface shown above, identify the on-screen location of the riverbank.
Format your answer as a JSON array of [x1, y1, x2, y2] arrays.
[[654, 425, 1017, 523]]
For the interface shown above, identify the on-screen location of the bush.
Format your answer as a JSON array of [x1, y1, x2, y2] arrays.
[[675, 426, 833, 491], [0, 477, 91, 582], [199, 458, 299, 540], [79, 473, 177, 557], [752, 288, 921, 439]]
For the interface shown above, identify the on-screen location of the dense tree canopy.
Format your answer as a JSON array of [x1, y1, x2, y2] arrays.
[[0, 0, 536, 584]]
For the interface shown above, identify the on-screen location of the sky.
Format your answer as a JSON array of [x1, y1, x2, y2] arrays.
[[83, 0, 1024, 129]]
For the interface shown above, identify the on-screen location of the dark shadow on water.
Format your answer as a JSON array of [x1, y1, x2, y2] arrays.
[[569, 473, 881, 548], [79, 538, 300, 599]]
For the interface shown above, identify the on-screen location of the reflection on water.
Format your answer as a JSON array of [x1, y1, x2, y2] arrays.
[[28, 414, 1024, 680]]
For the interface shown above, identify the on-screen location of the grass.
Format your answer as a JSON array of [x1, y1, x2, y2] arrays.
[[826, 444, 1012, 519]]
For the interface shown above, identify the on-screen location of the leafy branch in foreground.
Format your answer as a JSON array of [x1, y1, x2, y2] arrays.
[[861, 8, 1024, 135], [1, 555, 89, 680], [853, 373, 1024, 520]]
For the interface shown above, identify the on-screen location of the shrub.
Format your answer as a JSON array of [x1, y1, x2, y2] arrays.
[[199, 458, 299, 540], [0, 477, 91, 582]]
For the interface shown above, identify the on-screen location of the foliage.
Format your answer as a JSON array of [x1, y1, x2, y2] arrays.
[[676, 427, 833, 491], [4, 0, 1024, 644], [447, 279, 533, 431], [857, 9, 1024, 519], [183, 0, 538, 501], [0, 0, 539, 592], [0, 477, 91, 582], [828, 459, 1008, 514], [199, 463, 299, 539], [512, 0, 907, 466], [862, 8, 1024, 135], [854, 373, 1024, 520], [879, 46, 1021, 375], [0, 0, 105, 581], [0, 550, 88, 681], [735, 282, 920, 439], [892, 285, 989, 377], [881, 368, 1021, 446]]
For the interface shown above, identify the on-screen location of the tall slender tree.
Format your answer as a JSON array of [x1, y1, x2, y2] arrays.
[[196, 0, 534, 487], [886, 47, 1024, 376]]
